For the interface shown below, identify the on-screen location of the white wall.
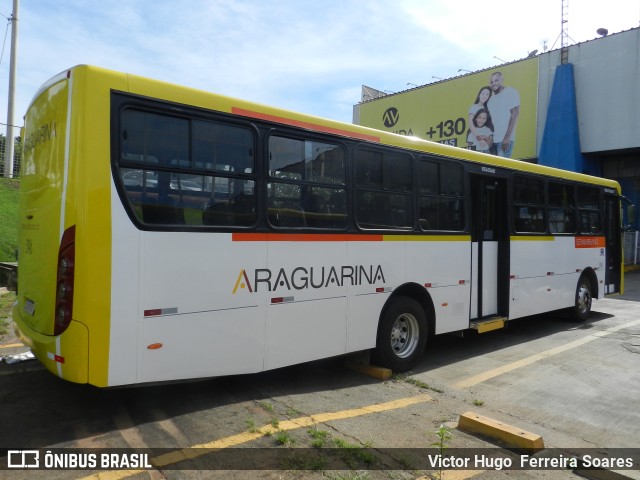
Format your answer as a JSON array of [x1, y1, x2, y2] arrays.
[[538, 28, 640, 154]]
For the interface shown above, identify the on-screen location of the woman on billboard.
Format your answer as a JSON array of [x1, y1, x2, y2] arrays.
[[467, 86, 494, 153]]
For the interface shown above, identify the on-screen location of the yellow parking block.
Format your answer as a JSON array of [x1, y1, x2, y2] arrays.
[[344, 360, 393, 380], [458, 411, 544, 452]]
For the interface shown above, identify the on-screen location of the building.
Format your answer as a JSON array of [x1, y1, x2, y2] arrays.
[[353, 27, 640, 228]]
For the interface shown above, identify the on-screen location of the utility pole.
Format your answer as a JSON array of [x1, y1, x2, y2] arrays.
[[4, 0, 18, 178]]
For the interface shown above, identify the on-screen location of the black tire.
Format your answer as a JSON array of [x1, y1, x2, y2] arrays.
[[371, 296, 428, 372], [570, 275, 593, 322]]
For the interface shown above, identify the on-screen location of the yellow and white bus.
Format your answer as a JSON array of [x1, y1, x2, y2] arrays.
[[13, 65, 623, 387]]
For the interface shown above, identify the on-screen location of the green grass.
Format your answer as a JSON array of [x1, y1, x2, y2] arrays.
[[0, 178, 19, 262], [332, 438, 377, 467], [307, 427, 330, 448], [391, 373, 445, 393], [274, 430, 295, 446]]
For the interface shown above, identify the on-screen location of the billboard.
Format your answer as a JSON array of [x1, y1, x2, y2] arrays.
[[356, 58, 539, 160]]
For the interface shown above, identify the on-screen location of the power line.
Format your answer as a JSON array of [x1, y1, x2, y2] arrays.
[[0, 17, 11, 66]]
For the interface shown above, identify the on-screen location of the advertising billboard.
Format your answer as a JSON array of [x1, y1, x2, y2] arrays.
[[356, 58, 539, 160]]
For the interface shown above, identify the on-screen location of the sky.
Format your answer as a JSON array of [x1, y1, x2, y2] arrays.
[[0, 0, 638, 128]]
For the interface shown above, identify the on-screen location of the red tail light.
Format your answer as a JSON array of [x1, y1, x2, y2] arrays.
[[55, 226, 76, 335]]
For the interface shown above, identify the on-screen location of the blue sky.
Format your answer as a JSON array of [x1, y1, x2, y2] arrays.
[[0, 0, 638, 127]]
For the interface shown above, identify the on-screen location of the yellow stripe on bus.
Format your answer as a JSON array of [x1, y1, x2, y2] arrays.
[[510, 236, 555, 241]]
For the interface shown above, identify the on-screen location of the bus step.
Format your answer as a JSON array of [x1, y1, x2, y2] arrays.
[[470, 317, 507, 333]]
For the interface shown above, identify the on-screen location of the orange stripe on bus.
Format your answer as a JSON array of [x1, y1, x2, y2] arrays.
[[232, 107, 381, 143], [232, 233, 383, 242]]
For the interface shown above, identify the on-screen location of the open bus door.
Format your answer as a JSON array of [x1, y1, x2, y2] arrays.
[[470, 174, 509, 322], [604, 192, 622, 295]]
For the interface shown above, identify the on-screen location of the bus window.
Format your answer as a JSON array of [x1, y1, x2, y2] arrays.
[[267, 135, 347, 229], [194, 121, 254, 174], [118, 110, 257, 227], [548, 182, 576, 233], [513, 175, 546, 233], [194, 121, 257, 227], [577, 186, 602, 234], [440, 162, 464, 196], [121, 110, 189, 164], [417, 159, 464, 231], [355, 148, 413, 229]]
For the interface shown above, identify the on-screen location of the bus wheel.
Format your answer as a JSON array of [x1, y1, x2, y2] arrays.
[[570, 275, 593, 322], [372, 297, 427, 372]]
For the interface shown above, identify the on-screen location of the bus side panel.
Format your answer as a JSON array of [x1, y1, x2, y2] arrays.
[[347, 294, 386, 352], [264, 240, 348, 370], [108, 179, 142, 386], [137, 233, 267, 384], [266, 298, 347, 370], [345, 240, 404, 351], [140, 309, 264, 383], [509, 236, 605, 319], [511, 275, 577, 318], [405, 238, 471, 334]]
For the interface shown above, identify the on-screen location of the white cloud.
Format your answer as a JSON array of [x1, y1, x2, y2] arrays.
[[402, 0, 640, 65]]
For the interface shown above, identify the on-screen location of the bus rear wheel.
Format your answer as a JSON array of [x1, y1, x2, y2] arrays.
[[372, 296, 427, 372], [570, 275, 593, 322]]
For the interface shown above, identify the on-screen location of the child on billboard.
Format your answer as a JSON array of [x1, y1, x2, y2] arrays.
[[467, 107, 494, 153], [466, 86, 494, 153]]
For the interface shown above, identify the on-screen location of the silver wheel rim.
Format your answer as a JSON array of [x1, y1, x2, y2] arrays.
[[390, 313, 420, 358], [577, 283, 592, 314]]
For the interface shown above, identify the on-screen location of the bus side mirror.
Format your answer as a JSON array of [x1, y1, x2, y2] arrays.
[[627, 204, 635, 228]]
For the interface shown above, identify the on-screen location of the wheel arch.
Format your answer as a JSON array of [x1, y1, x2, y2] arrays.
[[382, 282, 435, 335], [581, 267, 599, 299]]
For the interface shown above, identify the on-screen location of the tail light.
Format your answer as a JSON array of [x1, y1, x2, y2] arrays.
[[55, 226, 76, 335]]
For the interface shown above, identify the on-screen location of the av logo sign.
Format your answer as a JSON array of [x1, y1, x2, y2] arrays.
[[382, 107, 399, 127]]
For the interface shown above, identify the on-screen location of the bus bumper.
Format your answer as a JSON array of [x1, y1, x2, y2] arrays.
[[12, 309, 89, 384]]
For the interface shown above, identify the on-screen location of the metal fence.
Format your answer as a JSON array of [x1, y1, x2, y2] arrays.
[[624, 231, 640, 266], [0, 122, 22, 178]]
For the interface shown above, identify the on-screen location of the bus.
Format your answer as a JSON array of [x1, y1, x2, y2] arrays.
[[13, 65, 623, 387]]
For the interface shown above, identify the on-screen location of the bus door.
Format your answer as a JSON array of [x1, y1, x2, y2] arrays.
[[604, 193, 622, 294], [470, 175, 509, 319]]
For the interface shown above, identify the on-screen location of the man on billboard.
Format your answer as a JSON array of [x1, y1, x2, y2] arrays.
[[487, 71, 520, 158]]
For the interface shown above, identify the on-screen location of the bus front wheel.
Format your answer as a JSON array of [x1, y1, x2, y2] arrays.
[[570, 275, 593, 322], [372, 296, 427, 372]]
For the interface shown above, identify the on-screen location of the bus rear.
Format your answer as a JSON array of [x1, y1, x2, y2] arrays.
[[11, 70, 88, 382]]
